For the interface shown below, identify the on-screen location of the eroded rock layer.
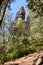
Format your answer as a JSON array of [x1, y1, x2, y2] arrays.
[[4, 50, 43, 65]]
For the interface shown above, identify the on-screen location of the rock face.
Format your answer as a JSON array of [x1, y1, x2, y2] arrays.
[[15, 6, 25, 20], [4, 50, 43, 65], [9, 6, 30, 37]]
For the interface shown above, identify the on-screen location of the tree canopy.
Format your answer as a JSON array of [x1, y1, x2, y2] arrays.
[[27, 0, 43, 16]]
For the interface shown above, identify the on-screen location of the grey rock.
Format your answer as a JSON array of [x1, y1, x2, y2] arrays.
[[15, 6, 25, 20]]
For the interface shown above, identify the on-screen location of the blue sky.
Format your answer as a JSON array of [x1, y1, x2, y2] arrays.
[[8, 0, 27, 20]]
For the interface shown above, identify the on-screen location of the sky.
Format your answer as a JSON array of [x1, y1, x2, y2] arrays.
[[8, 0, 27, 20]]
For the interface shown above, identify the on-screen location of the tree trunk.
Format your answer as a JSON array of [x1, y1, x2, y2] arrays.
[[0, 0, 9, 26]]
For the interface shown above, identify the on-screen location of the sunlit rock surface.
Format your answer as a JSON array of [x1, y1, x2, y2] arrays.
[[4, 50, 43, 65]]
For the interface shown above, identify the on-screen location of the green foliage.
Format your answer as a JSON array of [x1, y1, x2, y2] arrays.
[[16, 18, 23, 27], [6, 53, 14, 61], [0, 34, 43, 64], [0, 18, 43, 65], [30, 16, 43, 38], [16, 18, 26, 37], [27, 0, 43, 16], [13, 37, 43, 59]]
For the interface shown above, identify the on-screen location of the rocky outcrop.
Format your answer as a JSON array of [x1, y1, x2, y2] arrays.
[[4, 50, 43, 65], [9, 6, 30, 37], [15, 6, 25, 20]]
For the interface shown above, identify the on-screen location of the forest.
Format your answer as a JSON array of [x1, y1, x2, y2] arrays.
[[0, 0, 43, 65]]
